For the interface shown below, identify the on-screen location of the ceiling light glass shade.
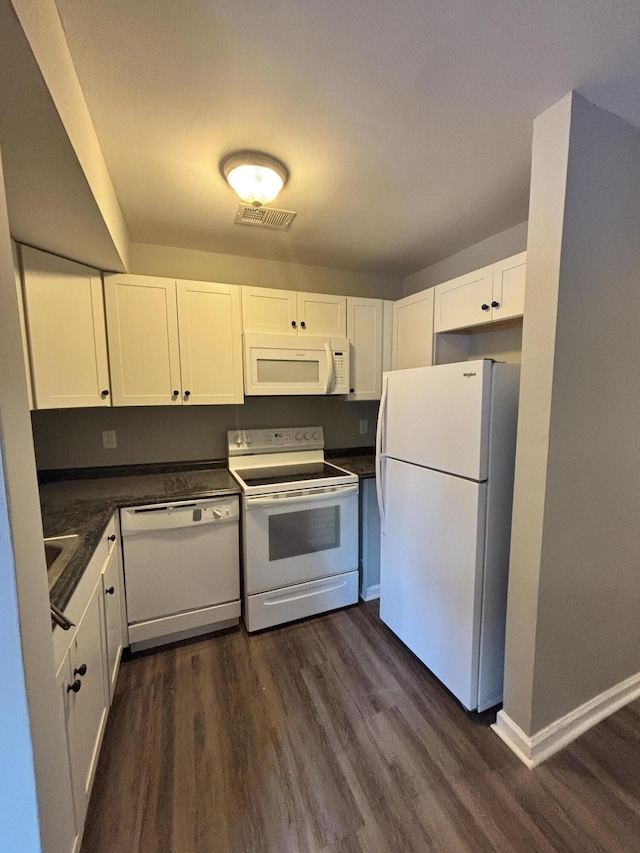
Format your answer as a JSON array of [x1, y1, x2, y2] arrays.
[[222, 153, 287, 207]]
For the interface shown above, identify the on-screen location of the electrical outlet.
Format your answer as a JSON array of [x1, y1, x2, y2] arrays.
[[102, 430, 117, 450], [359, 419, 369, 435]]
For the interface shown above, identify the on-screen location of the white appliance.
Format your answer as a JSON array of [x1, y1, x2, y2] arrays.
[[376, 359, 520, 712], [243, 333, 349, 395], [228, 427, 359, 631], [120, 496, 240, 651]]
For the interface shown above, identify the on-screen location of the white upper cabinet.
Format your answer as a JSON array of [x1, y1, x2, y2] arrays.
[[433, 252, 527, 332], [105, 275, 182, 406], [433, 265, 494, 332], [241, 286, 298, 335], [392, 289, 434, 370], [105, 275, 243, 406], [491, 251, 527, 322], [297, 291, 346, 337], [21, 246, 111, 409], [346, 296, 383, 400], [176, 280, 243, 405], [242, 286, 346, 337]]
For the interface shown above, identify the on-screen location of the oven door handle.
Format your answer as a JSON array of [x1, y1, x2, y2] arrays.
[[245, 484, 359, 509]]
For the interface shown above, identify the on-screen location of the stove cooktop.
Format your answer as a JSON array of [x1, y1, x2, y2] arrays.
[[237, 461, 349, 488]]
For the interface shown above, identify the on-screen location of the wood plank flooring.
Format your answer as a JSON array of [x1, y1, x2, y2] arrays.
[[81, 602, 640, 852]]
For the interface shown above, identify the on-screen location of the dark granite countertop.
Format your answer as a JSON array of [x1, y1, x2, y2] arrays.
[[42, 466, 240, 611], [43, 450, 375, 614], [327, 451, 376, 479]]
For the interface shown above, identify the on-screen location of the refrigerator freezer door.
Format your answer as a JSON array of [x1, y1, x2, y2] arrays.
[[379, 457, 486, 710], [382, 360, 492, 481]]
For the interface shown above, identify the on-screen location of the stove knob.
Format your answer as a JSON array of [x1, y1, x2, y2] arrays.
[[245, 435, 253, 445], [295, 432, 303, 441], [234, 434, 243, 446], [304, 432, 311, 440], [312, 431, 320, 440]]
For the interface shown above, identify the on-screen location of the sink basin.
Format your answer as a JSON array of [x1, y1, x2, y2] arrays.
[[44, 535, 79, 591]]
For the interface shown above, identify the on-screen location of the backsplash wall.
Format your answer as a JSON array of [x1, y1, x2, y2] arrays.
[[31, 397, 379, 470]]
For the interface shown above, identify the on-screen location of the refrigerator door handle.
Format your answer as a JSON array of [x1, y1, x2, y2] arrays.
[[375, 375, 388, 534]]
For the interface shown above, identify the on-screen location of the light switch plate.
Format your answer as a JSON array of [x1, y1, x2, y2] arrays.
[[359, 419, 369, 435]]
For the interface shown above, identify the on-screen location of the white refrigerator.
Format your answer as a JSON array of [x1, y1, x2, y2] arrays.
[[375, 359, 520, 712]]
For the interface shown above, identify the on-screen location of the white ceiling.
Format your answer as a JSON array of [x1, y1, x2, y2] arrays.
[[52, 0, 640, 278]]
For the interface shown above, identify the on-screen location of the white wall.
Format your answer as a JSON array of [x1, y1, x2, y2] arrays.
[[402, 222, 528, 296], [0, 152, 75, 849], [130, 241, 402, 299], [503, 92, 640, 738]]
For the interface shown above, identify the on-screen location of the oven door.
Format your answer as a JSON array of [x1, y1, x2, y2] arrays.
[[243, 483, 359, 593]]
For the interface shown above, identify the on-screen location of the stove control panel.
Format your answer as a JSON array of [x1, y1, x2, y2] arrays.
[[228, 426, 324, 454]]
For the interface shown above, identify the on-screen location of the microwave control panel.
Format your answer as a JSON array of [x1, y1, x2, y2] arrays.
[[333, 351, 347, 391], [228, 426, 324, 454]]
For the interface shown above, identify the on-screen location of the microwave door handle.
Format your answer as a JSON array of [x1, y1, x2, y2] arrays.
[[325, 342, 334, 394]]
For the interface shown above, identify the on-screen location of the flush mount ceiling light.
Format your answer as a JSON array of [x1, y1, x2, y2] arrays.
[[221, 152, 288, 208]]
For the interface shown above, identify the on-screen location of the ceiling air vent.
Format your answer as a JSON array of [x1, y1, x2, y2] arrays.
[[235, 204, 296, 230]]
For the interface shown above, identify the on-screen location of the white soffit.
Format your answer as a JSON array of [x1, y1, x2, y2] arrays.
[[53, 0, 640, 277]]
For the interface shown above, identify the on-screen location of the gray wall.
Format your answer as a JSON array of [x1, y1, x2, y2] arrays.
[[32, 397, 379, 470], [504, 92, 640, 734], [402, 222, 528, 296], [131, 242, 402, 300]]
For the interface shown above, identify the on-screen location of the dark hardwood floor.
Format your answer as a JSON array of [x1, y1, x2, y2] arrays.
[[82, 602, 640, 852]]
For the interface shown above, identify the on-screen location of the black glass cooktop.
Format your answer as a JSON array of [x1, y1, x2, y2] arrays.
[[239, 462, 348, 487]]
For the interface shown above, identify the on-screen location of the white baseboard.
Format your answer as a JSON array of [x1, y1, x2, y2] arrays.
[[360, 583, 380, 602], [492, 669, 640, 767]]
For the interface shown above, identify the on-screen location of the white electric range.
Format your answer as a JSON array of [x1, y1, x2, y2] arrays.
[[228, 426, 359, 632]]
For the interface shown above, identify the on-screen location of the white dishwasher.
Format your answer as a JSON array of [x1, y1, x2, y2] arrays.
[[120, 495, 240, 652]]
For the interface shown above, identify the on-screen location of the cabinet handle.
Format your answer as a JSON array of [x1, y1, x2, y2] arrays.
[[350, 388, 355, 393], [74, 664, 87, 677], [172, 390, 179, 397], [106, 586, 115, 595], [291, 321, 297, 328], [481, 303, 490, 311], [300, 321, 306, 329], [184, 390, 191, 398], [491, 301, 500, 308], [107, 534, 116, 542], [101, 389, 109, 397], [67, 680, 82, 694]]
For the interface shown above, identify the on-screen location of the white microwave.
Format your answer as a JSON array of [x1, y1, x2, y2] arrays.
[[243, 333, 349, 395]]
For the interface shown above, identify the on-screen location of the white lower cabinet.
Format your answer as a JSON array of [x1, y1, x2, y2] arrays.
[[66, 577, 109, 829], [102, 541, 124, 701], [53, 513, 125, 848]]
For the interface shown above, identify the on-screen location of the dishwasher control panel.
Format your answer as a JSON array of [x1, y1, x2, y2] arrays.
[[121, 496, 239, 533]]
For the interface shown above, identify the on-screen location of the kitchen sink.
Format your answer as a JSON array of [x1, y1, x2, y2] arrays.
[[44, 534, 79, 591]]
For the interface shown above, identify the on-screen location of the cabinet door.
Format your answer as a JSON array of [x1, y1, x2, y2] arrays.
[[346, 297, 383, 400], [177, 280, 244, 404], [433, 266, 493, 332], [297, 292, 346, 337], [241, 286, 298, 334], [491, 252, 526, 322], [21, 246, 110, 408], [392, 289, 434, 370], [101, 544, 123, 703], [67, 579, 109, 828], [105, 275, 182, 406]]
